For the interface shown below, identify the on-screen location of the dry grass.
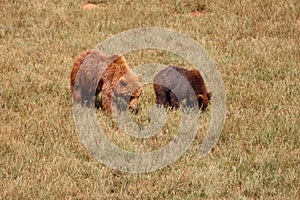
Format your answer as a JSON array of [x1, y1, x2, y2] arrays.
[[1, 0, 299, 199]]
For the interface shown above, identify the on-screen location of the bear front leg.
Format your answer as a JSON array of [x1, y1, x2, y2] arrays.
[[169, 92, 180, 109], [154, 86, 169, 108], [101, 94, 113, 115], [110, 94, 119, 116], [186, 93, 198, 108], [101, 93, 119, 115], [95, 94, 102, 109]]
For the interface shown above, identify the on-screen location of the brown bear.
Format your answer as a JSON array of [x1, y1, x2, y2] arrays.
[[70, 49, 142, 115], [153, 66, 211, 111]]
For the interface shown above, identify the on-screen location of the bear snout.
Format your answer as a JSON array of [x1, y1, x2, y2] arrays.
[[128, 97, 140, 113], [129, 106, 139, 114], [197, 93, 211, 111], [129, 100, 138, 110]]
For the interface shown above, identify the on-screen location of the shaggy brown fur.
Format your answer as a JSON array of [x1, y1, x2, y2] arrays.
[[70, 50, 142, 115], [153, 66, 211, 111]]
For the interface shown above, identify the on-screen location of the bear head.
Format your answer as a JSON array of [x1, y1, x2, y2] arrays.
[[197, 92, 212, 111], [114, 71, 143, 113], [189, 69, 212, 111]]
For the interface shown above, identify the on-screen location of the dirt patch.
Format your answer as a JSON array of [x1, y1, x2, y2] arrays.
[[82, 2, 99, 10]]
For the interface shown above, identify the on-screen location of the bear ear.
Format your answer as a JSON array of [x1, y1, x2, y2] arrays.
[[119, 77, 127, 86], [207, 92, 212, 100], [197, 94, 204, 101], [137, 74, 142, 81], [112, 55, 125, 64], [111, 55, 120, 61], [190, 69, 200, 75]]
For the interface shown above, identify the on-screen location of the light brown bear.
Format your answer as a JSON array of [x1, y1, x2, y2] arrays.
[[153, 66, 211, 111], [70, 49, 142, 115]]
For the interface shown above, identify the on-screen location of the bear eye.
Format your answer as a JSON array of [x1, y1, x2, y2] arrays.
[[74, 84, 79, 90]]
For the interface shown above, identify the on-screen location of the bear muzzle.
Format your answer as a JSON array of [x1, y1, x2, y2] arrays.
[[129, 98, 139, 114]]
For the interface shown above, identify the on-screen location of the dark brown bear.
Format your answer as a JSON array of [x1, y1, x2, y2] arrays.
[[70, 50, 142, 115], [153, 66, 211, 111]]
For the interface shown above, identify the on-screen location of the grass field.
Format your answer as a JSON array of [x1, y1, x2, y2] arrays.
[[1, 0, 299, 199]]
